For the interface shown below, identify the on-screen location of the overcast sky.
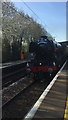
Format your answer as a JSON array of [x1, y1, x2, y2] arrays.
[[13, 2, 66, 42]]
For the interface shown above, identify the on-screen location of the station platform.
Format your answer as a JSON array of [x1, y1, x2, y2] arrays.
[[24, 61, 68, 119], [0, 60, 28, 69]]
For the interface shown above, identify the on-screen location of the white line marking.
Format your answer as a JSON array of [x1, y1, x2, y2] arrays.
[[23, 61, 67, 120]]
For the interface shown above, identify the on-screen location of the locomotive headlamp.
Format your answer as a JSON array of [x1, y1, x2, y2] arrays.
[[27, 62, 29, 67], [53, 62, 56, 66], [40, 62, 42, 65]]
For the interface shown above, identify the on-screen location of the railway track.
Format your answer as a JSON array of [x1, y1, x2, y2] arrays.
[[2, 74, 52, 119], [2, 68, 27, 88], [2, 62, 27, 88], [2, 75, 34, 107]]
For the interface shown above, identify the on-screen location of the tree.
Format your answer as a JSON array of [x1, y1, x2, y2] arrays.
[[2, 1, 52, 62]]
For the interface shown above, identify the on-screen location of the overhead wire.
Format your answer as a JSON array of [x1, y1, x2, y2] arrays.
[[3, 1, 46, 29], [20, 0, 53, 37], [20, 0, 47, 29]]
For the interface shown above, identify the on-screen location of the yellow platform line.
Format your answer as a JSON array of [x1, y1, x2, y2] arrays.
[[64, 96, 68, 119]]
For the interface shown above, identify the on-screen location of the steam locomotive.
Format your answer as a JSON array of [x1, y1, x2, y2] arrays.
[[27, 36, 65, 79]]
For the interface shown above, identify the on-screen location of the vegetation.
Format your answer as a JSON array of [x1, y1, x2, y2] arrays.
[[2, 2, 53, 62]]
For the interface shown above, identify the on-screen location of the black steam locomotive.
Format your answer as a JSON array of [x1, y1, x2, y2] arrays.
[[27, 36, 65, 79]]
